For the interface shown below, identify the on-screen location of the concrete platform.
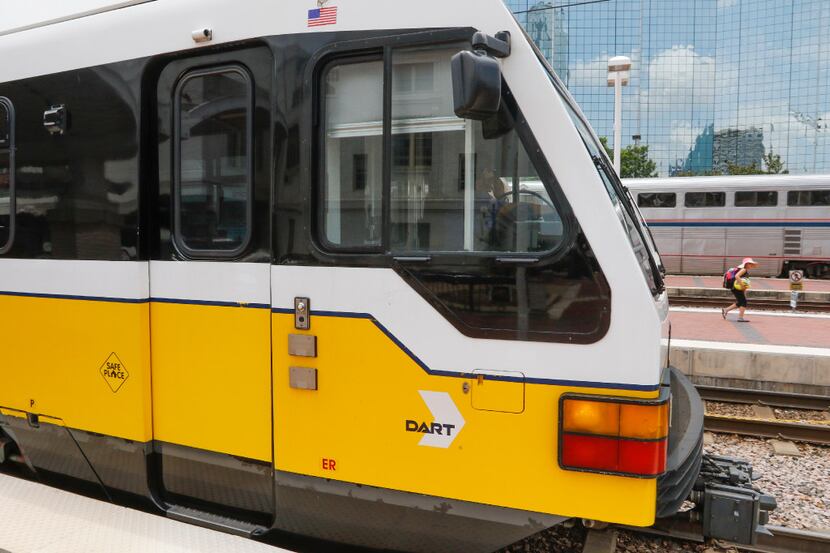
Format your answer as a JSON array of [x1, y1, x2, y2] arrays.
[[669, 307, 830, 395], [666, 275, 830, 303], [0, 473, 289, 553]]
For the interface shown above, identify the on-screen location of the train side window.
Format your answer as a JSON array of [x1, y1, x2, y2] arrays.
[[320, 58, 384, 250], [637, 193, 676, 208], [735, 191, 777, 207], [684, 192, 724, 208], [0, 98, 14, 254], [389, 46, 564, 254], [174, 66, 253, 256], [787, 190, 830, 206]]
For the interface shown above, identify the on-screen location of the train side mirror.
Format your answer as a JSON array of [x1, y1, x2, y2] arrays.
[[451, 50, 502, 120], [451, 32, 510, 121], [451, 51, 501, 121]]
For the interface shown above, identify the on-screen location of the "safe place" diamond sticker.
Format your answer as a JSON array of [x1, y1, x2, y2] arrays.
[[99, 352, 129, 393]]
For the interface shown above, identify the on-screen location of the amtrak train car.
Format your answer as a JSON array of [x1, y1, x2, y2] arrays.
[[0, 1, 771, 552], [627, 174, 830, 278]]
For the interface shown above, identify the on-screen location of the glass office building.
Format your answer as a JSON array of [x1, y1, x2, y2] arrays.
[[506, 0, 830, 176]]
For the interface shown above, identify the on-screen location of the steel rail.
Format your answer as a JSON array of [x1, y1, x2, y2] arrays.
[[621, 517, 830, 553], [704, 414, 830, 445], [697, 385, 830, 411], [754, 526, 830, 553]]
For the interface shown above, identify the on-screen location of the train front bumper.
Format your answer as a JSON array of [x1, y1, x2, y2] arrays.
[[656, 366, 704, 518]]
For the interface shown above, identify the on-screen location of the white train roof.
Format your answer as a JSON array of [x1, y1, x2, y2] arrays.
[[0, 0, 152, 36], [624, 174, 830, 191], [0, 0, 517, 83]]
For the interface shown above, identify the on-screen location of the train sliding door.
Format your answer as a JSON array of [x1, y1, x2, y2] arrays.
[[150, 47, 275, 526]]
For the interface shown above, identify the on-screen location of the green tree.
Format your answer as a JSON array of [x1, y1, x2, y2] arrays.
[[726, 154, 789, 175], [763, 149, 789, 174], [599, 137, 658, 178], [726, 162, 765, 175]]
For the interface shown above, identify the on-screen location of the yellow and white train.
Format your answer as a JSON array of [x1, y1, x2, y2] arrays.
[[0, 1, 768, 551]]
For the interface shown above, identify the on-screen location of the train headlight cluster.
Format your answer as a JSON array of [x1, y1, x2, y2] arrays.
[[559, 395, 669, 477]]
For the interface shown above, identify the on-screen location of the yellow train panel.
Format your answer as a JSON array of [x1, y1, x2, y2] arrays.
[[0, 295, 152, 443], [151, 302, 272, 462], [272, 313, 659, 527]]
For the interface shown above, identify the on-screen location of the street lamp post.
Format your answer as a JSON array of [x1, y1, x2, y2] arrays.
[[607, 55, 631, 176]]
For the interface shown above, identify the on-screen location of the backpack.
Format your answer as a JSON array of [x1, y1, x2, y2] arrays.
[[723, 267, 738, 289]]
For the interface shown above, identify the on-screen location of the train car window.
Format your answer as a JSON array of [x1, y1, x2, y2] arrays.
[[735, 191, 777, 207], [321, 59, 384, 250], [637, 193, 676, 208], [389, 46, 563, 253], [0, 98, 13, 254], [684, 192, 725, 208], [174, 66, 252, 256], [787, 190, 830, 207]]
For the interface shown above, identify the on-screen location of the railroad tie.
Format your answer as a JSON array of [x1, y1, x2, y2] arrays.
[[582, 529, 618, 553]]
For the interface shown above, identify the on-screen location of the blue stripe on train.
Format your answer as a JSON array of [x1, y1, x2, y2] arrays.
[[648, 221, 830, 228]]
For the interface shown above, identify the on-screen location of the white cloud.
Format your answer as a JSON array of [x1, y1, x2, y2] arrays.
[[718, 0, 739, 9], [644, 46, 716, 106], [569, 54, 613, 88]]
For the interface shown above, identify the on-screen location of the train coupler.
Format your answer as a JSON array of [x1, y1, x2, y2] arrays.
[[688, 454, 777, 545]]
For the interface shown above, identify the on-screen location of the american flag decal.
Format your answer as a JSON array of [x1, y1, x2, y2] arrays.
[[308, 6, 338, 27]]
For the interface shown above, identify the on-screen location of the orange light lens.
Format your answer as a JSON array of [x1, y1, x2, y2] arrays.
[[620, 402, 669, 440], [562, 399, 619, 436]]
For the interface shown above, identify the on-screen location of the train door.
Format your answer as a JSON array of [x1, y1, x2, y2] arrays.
[[149, 47, 275, 527]]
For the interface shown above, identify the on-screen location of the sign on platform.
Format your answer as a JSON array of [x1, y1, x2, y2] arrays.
[[789, 270, 804, 291]]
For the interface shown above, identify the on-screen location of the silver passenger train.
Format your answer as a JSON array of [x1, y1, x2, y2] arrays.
[[625, 174, 830, 278]]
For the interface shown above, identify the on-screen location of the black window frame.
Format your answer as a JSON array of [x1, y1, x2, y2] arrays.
[[734, 190, 778, 207], [172, 64, 254, 259], [311, 31, 576, 265], [0, 97, 14, 255], [787, 190, 830, 207], [684, 191, 725, 208], [637, 192, 676, 208]]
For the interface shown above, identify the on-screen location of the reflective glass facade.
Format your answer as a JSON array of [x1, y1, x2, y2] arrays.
[[507, 0, 830, 176]]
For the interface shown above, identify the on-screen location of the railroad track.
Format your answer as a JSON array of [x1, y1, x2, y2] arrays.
[[622, 515, 830, 553], [703, 414, 830, 445], [697, 385, 830, 445], [671, 295, 830, 312], [696, 385, 830, 411]]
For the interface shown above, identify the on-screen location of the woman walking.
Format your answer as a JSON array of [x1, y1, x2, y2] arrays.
[[722, 258, 758, 322]]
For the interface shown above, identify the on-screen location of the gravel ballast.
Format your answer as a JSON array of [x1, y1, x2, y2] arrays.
[[706, 433, 830, 531]]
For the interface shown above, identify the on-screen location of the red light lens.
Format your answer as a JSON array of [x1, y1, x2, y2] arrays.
[[618, 438, 667, 476], [561, 434, 619, 472]]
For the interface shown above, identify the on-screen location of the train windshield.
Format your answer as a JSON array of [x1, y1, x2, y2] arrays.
[[322, 45, 565, 255], [527, 43, 664, 295]]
